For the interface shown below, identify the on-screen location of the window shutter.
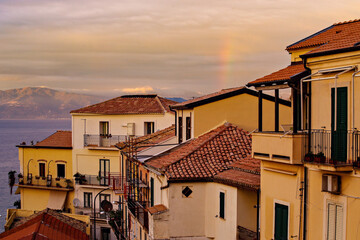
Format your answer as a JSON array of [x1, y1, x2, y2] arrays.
[[335, 205, 343, 240], [219, 192, 225, 219], [327, 203, 336, 240]]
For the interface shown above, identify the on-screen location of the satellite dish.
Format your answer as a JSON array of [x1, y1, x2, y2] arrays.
[[73, 198, 81, 208], [100, 200, 113, 212]]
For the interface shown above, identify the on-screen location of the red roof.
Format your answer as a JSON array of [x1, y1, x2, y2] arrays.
[[70, 95, 177, 115], [145, 123, 259, 189], [247, 62, 306, 87], [172, 87, 246, 109], [286, 19, 360, 56], [0, 209, 88, 240], [33, 131, 72, 148], [147, 204, 168, 215], [117, 125, 175, 153]]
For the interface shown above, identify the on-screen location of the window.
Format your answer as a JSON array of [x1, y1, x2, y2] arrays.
[[150, 177, 154, 207], [144, 122, 155, 135], [219, 192, 225, 219], [186, 116, 191, 140], [84, 192, 92, 208], [99, 159, 110, 185], [100, 121, 109, 136], [39, 163, 46, 177], [101, 227, 110, 240], [178, 117, 183, 143], [57, 164, 65, 178], [327, 202, 343, 240], [99, 194, 111, 208], [274, 203, 288, 240], [182, 186, 193, 198]]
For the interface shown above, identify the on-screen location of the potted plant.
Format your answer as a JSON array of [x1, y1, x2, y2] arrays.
[[18, 173, 24, 185], [314, 152, 326, 163], [55, 177, 60, 181], [35, 175, 40, 180], [305, 152, 314, 162], [74, 172, 81, 183], [56, 183, 61, 188], [329, 158, 338, 165], [353, 157, 360, 168], [65, 179, 73, 188], [79, 174, 87, 184], [41, 176, 46, 180]]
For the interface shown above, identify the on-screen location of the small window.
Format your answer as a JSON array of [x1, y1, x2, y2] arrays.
[[186, 116, 191, 140], [182, 186, 193, 198], [101, 227, 110, 240], [100, 121, 109, 136], [84, 192, 92, 208], [39, 163, 46, 177], [144, 122, 155, 135], [178, 117, 183, 143], [150, 177, 154, 207], [57, 164, 65, 178], [219, 192, 225, 219]]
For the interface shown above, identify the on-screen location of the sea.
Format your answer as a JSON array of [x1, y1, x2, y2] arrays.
[[0, 119, 71, 231]]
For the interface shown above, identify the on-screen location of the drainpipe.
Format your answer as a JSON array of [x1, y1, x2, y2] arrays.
[[169, 106, 177, 136], [303, 167, 308, 240], [352, 70, 360, 130], [256, 189, 260, 240]]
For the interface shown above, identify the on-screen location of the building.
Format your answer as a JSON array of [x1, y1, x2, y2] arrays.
[[1, 208, 90, 239], [16, 130, 75, 213], [248, 19, 360, 240], [70, 94, 177, 240], [119, 87, 292, 239]]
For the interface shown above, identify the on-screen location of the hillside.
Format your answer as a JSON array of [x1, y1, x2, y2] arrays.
[[0, 87, 105, 119]]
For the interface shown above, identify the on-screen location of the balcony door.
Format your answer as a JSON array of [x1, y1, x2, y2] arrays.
[[331, 87, 348, 162], [99, 159, 110, 186]]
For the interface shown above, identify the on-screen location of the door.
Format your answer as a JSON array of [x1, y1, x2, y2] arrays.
[[99, 159, 110, 185], [331, 87, 348, 162], [274, 203, 288, 240]]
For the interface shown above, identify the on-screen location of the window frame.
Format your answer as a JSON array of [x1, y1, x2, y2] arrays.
[[84, 192, 93, 208], [144, 122, 155, 135], [186, 116, 191, 140], [219, 191, 225, 219], [57, 163, 65, 178], [39, 162, 46, 177]]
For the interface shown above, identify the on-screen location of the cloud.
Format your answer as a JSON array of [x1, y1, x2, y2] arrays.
[[119, 86, 155, 94]]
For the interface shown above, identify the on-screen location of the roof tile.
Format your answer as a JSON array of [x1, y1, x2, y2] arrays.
[[34, 131, 72, 148]]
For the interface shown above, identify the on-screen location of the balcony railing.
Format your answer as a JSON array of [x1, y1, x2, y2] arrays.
[[76, 173, 127, 193], [306, 129, 360, 166], [84, 134, 140, 147], [17, 174, 74, 190], [128, 199, 149, 231]]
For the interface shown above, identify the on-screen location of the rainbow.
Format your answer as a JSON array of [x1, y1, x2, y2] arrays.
[[218, 36, 236, 90]]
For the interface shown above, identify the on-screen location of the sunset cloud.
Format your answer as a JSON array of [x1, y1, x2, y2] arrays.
[[0, 0, 359, 97]]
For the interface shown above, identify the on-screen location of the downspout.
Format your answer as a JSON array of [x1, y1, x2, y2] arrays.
[[256, 189, 260, 240], [352, 70, 360, 130], [303, 167, 308, 240], [169, 106, 177, 136]]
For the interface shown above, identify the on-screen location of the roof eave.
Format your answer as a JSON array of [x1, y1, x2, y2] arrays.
[[300, 46, 360, 59]]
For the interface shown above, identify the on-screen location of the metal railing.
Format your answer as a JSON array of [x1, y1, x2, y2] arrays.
[[128, 199, 149, 231], [306, 129, 360, 165], [84, 134, 140, 147], [76, 173, 127, 191], [17, 174, 74, 189]]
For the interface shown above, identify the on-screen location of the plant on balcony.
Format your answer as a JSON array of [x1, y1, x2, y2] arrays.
[[35, 175, 40, 180], [55, 177, 60, 181], [65, 179, 73, 188], [305, 152, 314, 162], [314, 152, 326, 163], [18, 173, 24, 185], [8, 170, 16, 195], [18, 173, 23, 178], [74, 172, 81, 183], [13, 200, 21, 209], [56, 183, 61, 188], [353, 157, 360, 168], [329, 159, 338, 165]]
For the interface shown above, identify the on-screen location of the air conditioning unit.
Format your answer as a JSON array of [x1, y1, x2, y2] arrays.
[[127, 123, 135, 136], [322, 174, 341, 194]]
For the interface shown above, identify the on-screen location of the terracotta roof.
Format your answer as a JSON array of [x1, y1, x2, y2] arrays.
[[145, 123, 259, 189], [172, 87, 246, 109], [0, 209, 88, 240], [214, 157, 260, 190], [247, 62, 307, 87], [117, 125, 175, 153], [286, 19, 360, 56], [147, 204, 168, 215], [70, 95, 177, 115], [32, 131, 72, 148]]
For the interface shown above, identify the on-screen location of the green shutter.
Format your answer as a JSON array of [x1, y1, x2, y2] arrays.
[[219, 192, 225, 219], [150, 177, 154, 207], [274, 203, 288, 240]]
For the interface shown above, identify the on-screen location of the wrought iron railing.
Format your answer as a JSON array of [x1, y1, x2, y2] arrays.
[[306, 129, 360, 165], [128, 199, 149, 231], [17, 174, 73, 189], [84, 134, 140, 147]]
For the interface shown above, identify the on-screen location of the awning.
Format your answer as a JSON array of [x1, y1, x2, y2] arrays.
[[47, 191, 67, 210]]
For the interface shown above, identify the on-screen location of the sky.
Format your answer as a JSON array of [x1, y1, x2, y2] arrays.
[[0, 0, 359, 98]]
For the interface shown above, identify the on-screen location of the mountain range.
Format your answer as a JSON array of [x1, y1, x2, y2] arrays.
[[0, 87, 105, 119], [0, 87, 186, 119]]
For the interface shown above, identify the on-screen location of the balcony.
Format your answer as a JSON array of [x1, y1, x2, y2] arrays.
[[252, 132, 308, 164], [128, 199, 149, 231], [16, 174, 73, 191], [84, 134, 139, 148], [305, 129, 360, 171], [75, 173, 127, 193]]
